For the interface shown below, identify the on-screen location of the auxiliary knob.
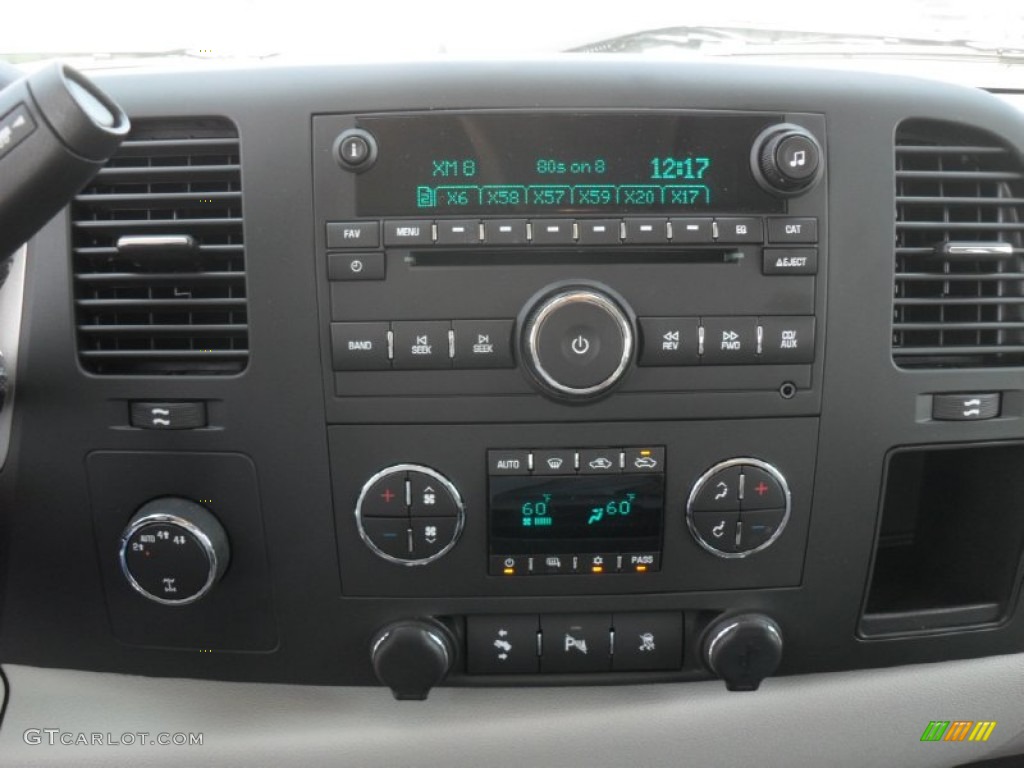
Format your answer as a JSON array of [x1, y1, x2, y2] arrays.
[[519, 283, 635, 401], [751, 123, 823, 196], [370, 619, 456, 700], [119, 497, 229, 605], [703, 613, 783, 691]]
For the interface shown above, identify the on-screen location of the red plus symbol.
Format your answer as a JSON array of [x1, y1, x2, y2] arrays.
[[380, 488, 396, 503], [755, 482, 769, 497]]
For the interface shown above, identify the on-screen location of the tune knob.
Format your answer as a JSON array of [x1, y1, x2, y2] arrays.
[[519, 283, 635, 401], [751, 123, 823, 196], [370, 619, 456, 700], [119, 497, 229, 605]]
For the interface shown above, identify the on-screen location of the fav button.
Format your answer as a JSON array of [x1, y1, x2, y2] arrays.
[[326, 221, 379, 249]]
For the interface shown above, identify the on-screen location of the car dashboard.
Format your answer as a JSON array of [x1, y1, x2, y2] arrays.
[[2, 58, 1024, 767]]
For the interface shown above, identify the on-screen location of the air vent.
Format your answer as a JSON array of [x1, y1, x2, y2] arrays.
[[893, 119, 1024, 368], [71, 118, 248, 375]]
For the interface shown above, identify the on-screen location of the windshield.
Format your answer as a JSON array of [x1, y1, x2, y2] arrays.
[[2, 0, 1022, 63]]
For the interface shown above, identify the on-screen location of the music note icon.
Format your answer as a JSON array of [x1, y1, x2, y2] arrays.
[[789, 149, 807, 168]]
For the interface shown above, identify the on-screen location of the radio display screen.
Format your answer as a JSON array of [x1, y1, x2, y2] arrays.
[[489, 474, 664, 556], [355, 112, 785, 216]]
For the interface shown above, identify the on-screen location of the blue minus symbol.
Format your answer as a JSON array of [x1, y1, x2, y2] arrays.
[[382, 532, 399, 539]]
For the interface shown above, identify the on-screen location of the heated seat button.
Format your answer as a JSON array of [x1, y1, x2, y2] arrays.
[[691, 466, 742, 511], [541, 614, 612, 673], [612, 612, 683, 671], [701, 317, 757, 364], [392, 321, 451, 369], [741, 467, 786, 510], [690, 511, 740, 553], [330, 322, 390, 370], [467, 615, 539, 675]]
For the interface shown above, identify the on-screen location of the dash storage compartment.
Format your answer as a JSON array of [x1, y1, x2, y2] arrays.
[[860, 443, 1024, 636]]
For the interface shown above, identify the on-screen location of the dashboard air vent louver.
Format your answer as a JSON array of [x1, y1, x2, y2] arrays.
[[71, 118, 248, 375], [893, 119, 1024, 368]]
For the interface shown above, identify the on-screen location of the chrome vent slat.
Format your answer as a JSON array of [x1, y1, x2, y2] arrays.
[[71, 118, 248, 376], [892, 119, 1024, 369]]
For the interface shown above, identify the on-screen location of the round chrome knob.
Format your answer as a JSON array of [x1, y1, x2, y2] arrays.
[[519, 284, 635, 401], [119, 497, 229, 606]]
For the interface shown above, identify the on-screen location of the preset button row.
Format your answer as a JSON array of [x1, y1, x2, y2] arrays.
[[325, 217, 818, 248]]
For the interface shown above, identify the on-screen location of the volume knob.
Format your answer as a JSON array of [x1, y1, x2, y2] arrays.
[[519, 283, 635, 401]]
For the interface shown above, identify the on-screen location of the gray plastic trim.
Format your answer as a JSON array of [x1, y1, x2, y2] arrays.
[[2, 658, 1024, 767]]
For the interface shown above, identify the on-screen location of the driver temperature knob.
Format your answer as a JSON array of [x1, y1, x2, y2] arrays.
[[518, 282, 635, 401]]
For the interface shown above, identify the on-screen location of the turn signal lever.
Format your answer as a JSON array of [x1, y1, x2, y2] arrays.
[[0, 62, 129, 260]]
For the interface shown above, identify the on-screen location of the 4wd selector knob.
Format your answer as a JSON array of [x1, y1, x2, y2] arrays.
[[119, 497, 230, 605], [519, 284, 635, 401], [751, 123, 823, 196]]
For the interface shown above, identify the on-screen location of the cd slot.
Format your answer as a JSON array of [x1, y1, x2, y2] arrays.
[[405, 248, 744, 268]]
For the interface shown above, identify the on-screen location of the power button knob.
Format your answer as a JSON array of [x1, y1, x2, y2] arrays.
[[520, 284, 635, 401]]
